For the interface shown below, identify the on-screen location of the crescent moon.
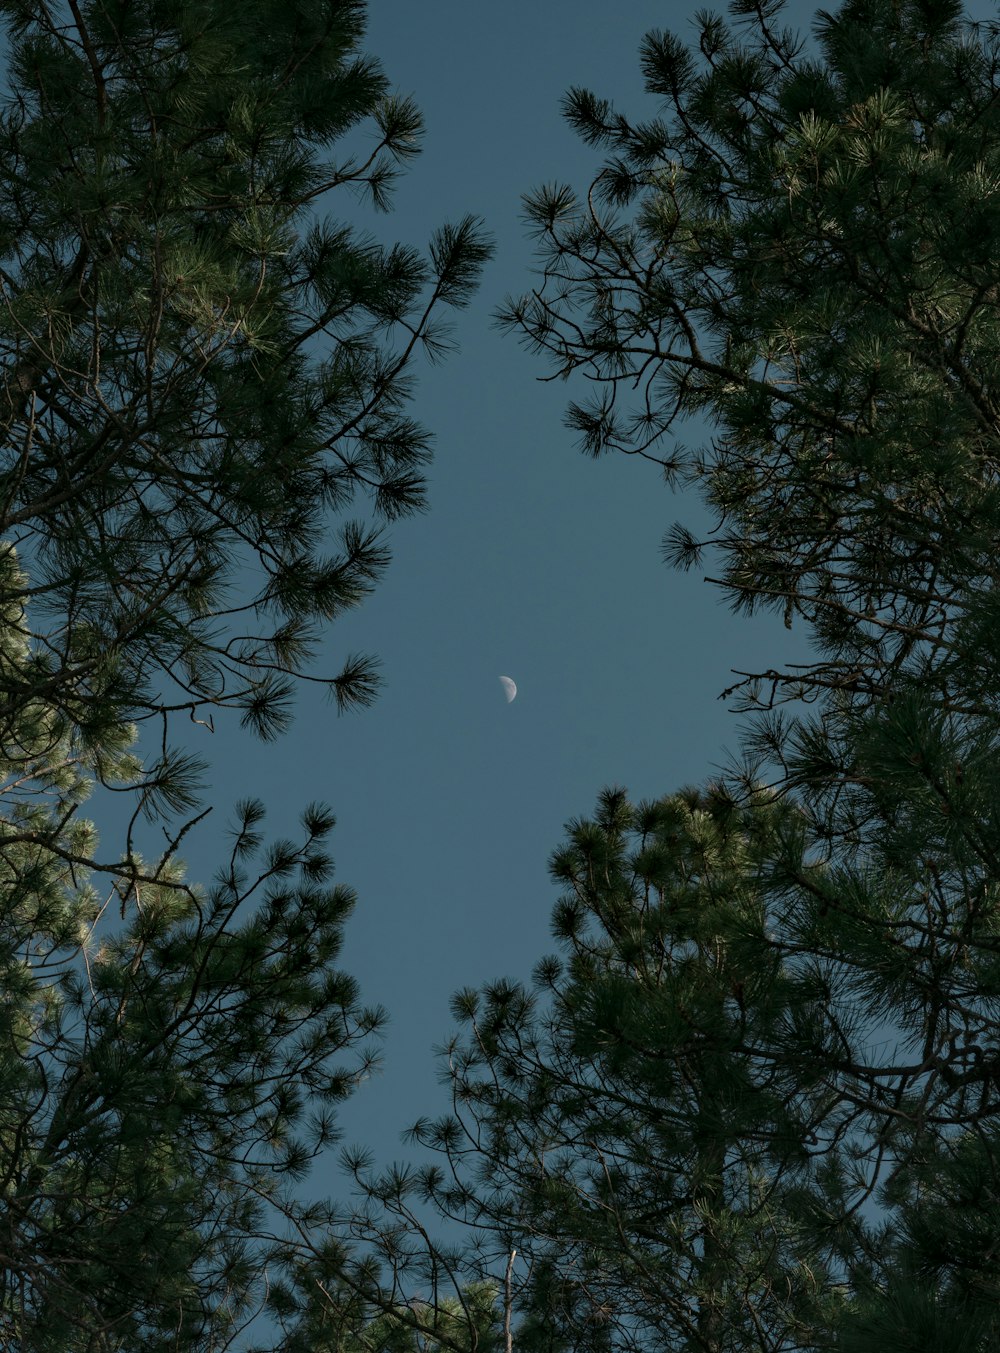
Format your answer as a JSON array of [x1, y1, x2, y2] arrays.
[[498, 675, 517, 703]]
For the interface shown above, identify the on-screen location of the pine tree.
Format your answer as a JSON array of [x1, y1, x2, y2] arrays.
[[392, 786, 876, 1353], [374, 769, 1000, 1351], [0, 0, 492, 805], [0, 548, 385, 1347], [0, 1, 493, 1346], [497, 0, 1000, 735]]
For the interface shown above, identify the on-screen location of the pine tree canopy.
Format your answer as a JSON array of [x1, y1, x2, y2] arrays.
[[0, 1, 492, 1347], [387, 775, 1000, 1351], [498, 0, 1000, 733], [0, 0, 492, 782], [0, 570, 387, 1347]]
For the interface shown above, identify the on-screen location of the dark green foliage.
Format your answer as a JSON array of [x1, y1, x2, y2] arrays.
[[498, 0, 1000, 735], [0, 698, 385, 1348], [391, 787, 878, 1353], [0, 0, 492, 803], [259, 1267, 503, 1353], [0, 1, 493, 1347], [381, 769, 1000, 1351]]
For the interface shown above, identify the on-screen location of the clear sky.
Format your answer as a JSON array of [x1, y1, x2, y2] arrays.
[[225, 0, 814, 1179], [173, 0, 814, 1176]]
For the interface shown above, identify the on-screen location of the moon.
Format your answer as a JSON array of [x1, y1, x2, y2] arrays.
[[498, 675, 517, 703]]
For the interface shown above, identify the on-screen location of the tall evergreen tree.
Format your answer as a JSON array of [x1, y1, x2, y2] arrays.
[[0, 554, 385, 1348], [381, 769, 1000, 1351], [0, 1, 492, 1346], [405, 784, 866, 1353], [0, 0, 491, 805], [497, 0, 1000, 739]]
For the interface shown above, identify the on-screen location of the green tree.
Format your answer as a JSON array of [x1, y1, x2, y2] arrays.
[[498, 0, 1000, 739], [0, 0, 493, 1345], [394, 786, 874, 1353], [0, 555, 385, 1348], [381, 773, 1000, 1351], [0, 0, 491, 806]]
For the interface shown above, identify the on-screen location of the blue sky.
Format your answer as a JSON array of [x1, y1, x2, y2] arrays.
[[235, 0, 814, 1174]]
